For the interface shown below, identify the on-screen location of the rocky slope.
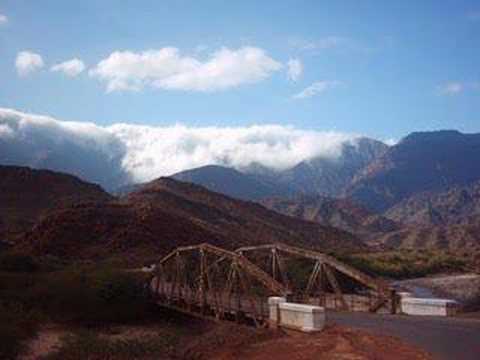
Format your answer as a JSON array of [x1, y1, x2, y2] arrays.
[[373, 220, 480, 251], [260, 195, 398, 239], [260, 192, 480, 253], [347, 131, 480, 212], [21, 177, 363, 262], [171, 165, 293, 200], [385, 180, 480, 226], [269, 137, 388, 197], [0, 165, 112, 242]]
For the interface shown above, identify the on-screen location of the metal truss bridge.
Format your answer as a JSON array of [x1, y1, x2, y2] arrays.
[[150, 243, 397, 326]]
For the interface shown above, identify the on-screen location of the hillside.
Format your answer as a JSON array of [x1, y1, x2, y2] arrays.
[[385, 180, 480, 226], [374, 220, 480, 253], [21, 177, 363, 262], [273, 137, 388, 197], [347, 131, 480, 212], [260, 195, 399, 237], [260, 193, 480, 254], [171, 165, 293, 200], [0, 165, 112, 242], [165, 138, 387, 202], [127, 178, 363, 252]]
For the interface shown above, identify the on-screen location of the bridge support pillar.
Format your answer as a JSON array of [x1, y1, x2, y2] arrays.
[[268, 296, 287, 328]]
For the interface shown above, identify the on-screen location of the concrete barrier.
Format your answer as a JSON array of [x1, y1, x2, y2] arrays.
[[278, 302, 326, 332], [397, 291, 413, 299], [268, 296, 287, 328], [268, 297, 325, 332], [400, 297, 458, 316]]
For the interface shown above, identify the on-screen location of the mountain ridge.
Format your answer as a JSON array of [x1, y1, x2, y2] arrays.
[[0, 165, 112, 243], [16, 173, 363, 262], [347, 130, 480, 212]]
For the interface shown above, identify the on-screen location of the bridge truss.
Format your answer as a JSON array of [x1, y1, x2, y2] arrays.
[[236, 243, 397, 313], [151, 243, 288, 326], [151, 243, 397, 326]]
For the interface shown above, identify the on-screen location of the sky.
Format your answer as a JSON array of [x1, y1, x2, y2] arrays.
[[0, 0, 479, 140]]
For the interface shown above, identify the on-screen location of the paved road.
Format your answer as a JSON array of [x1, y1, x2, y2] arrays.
[[329, 311, 480, 360]]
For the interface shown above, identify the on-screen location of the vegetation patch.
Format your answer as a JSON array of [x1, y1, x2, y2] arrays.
[[339, 249, 467, 280], [0, 256, 159, 358], [0, 302, 41, 359], [42, 330, 179, 360]]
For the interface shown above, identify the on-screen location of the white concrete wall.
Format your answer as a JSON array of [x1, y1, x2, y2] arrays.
[[400, 297, 458, 316], [268, 297, 325, 332], [268, 296, 286, 327]]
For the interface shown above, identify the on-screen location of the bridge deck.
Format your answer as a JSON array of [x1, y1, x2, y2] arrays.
[[151, 279, 269, 322], [151, 278, 392, 326]]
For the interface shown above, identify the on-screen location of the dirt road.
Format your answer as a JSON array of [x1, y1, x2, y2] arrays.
[[329, 311, 480, 360]]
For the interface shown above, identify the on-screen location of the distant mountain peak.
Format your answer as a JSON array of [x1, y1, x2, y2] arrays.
[[348, 130, 480, 212], [170, 164, 294, 201], [400, 130, 464, 144]]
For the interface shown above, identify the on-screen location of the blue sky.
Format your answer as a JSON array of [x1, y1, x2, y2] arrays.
[[1, 0, 480, 140]]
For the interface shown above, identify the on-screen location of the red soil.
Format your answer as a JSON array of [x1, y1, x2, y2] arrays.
[[183, 324, 432, 360]]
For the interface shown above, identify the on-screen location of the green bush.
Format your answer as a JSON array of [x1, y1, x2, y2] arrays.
[[337, 250, 466, 280]]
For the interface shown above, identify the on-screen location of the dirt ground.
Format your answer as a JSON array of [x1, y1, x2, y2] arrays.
[[21, 322, 432, 360], [183, 324, 432, 360], [19, 324, 68, 360]]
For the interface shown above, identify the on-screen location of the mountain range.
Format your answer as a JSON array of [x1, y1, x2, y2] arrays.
[[347, 130, 480, 212], [2, 129, 480, 261], [247, 137, 388, 197], [1, 166, 360, 263], [164, 130, 480, 253], [168, 137, 387, 201]]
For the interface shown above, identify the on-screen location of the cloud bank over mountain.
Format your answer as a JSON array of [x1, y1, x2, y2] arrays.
[[0, 108, 363, 189]]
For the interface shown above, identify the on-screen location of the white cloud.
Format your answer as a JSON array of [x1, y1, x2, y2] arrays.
[[15, 51, 44, 76], [0, 123, 14, 138], [437, 81, 480, 96], [438, 82, 465, 95], [89, 46, 283, 92], [0, 13, 8, 25], [0, 107, 360, 185], [384, 138, 397, 146], [293, 81, 343, 99], [109, 123, 358, 182], [287, 58, 303, 82], [51, 58, 86, 77], [0, 108, 128, 189]]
